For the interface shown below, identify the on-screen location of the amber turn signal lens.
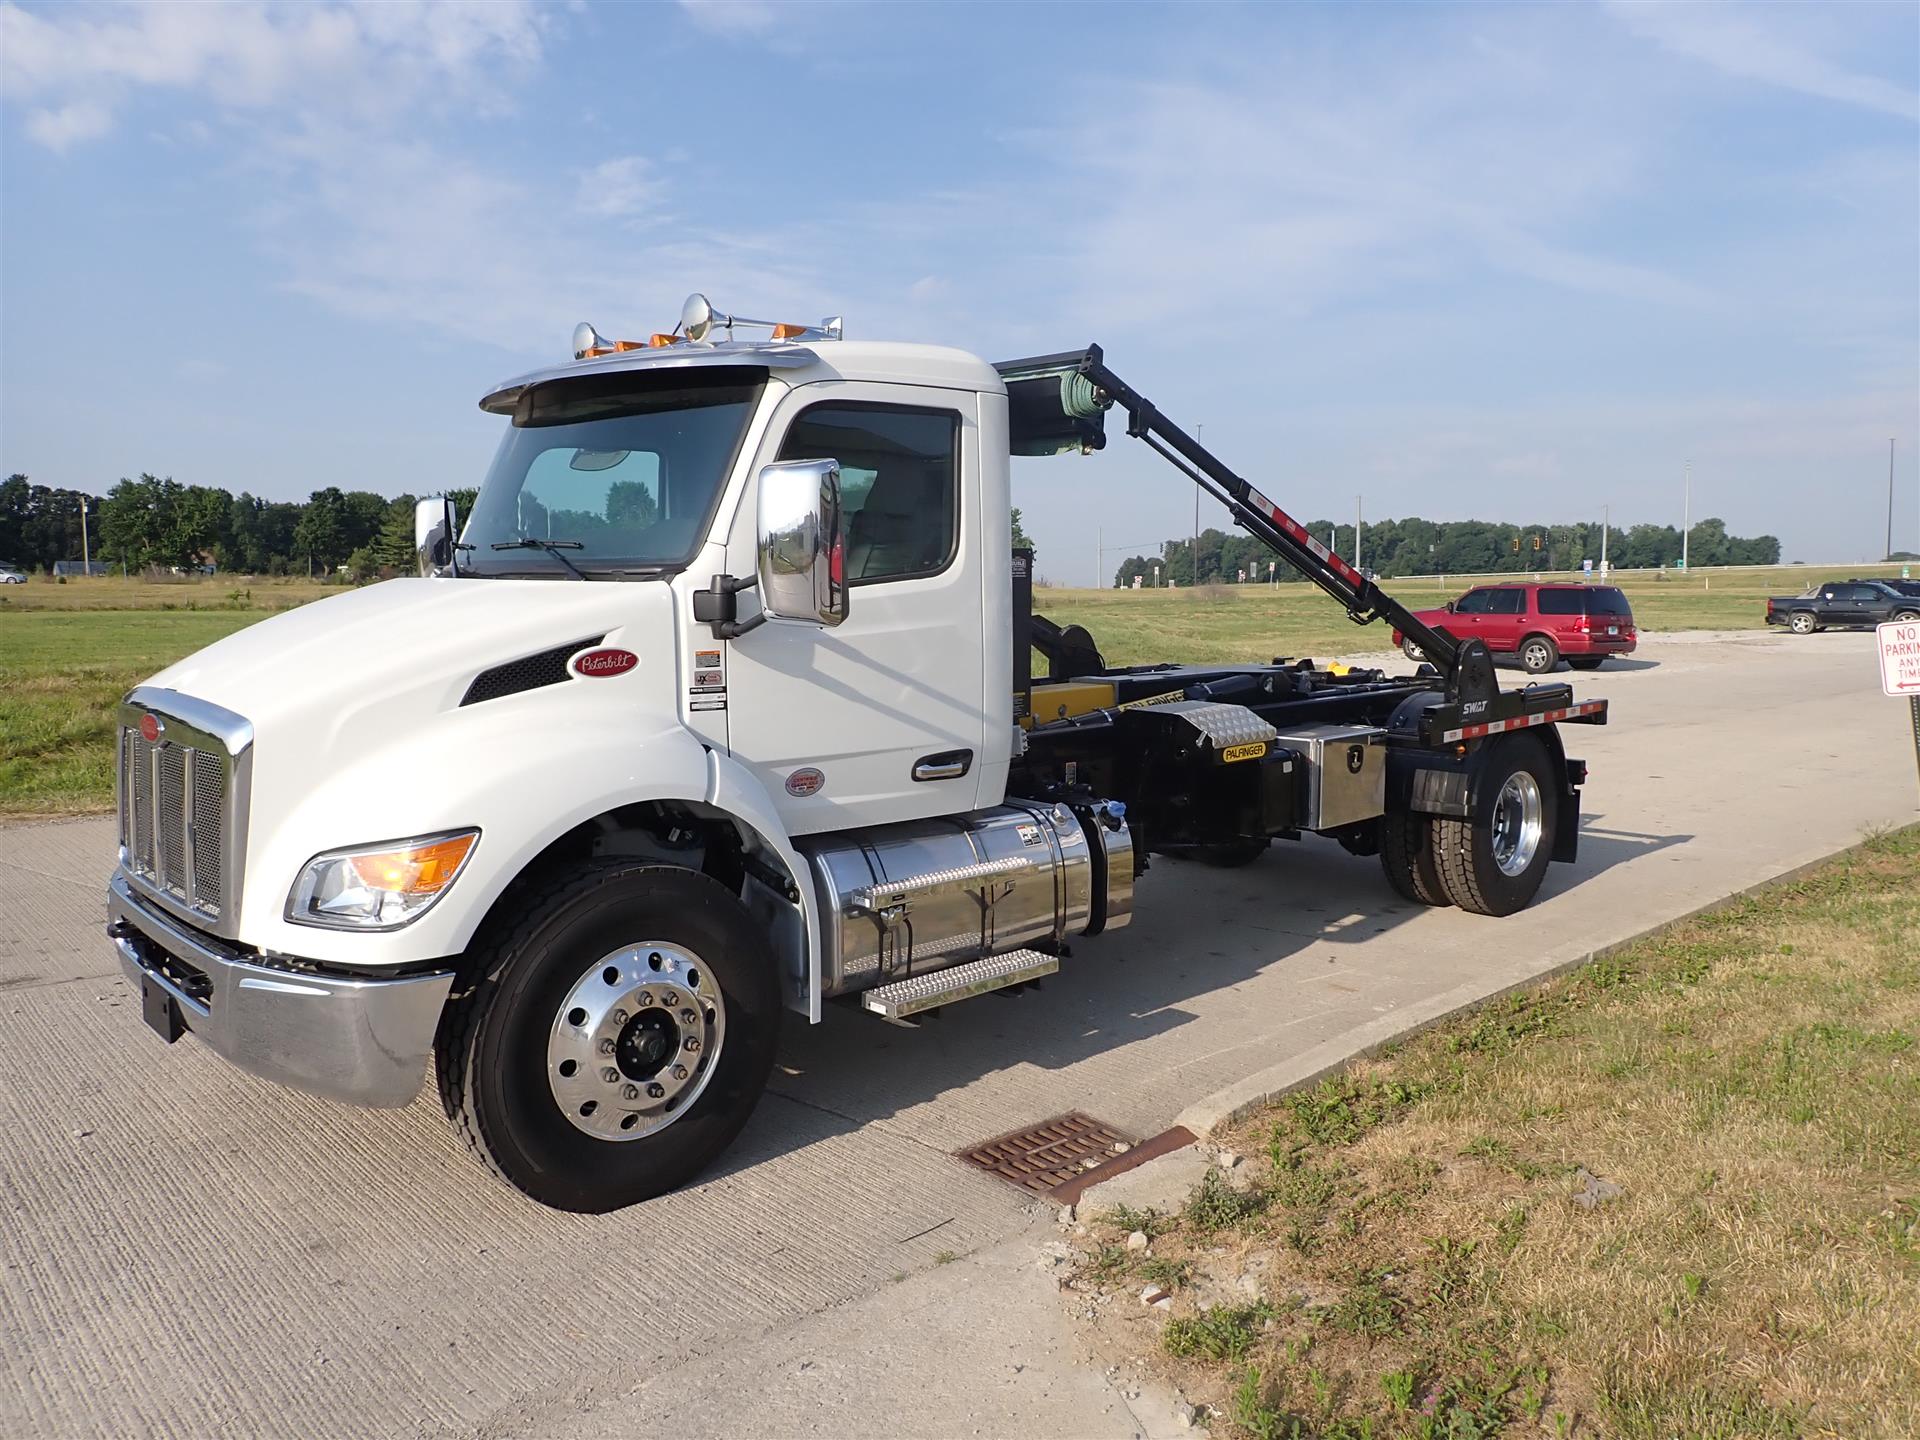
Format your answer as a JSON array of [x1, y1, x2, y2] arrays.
[[348, 834, 477, 895]]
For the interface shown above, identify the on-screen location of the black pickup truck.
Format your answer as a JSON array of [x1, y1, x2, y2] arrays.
[[1765, 580, 1920, 634]]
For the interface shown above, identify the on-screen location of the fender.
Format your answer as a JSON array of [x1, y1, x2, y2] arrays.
[[238, 703, 817, 1005]]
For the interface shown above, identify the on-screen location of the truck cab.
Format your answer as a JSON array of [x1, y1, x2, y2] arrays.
[[107, 298, 1605, 1212]]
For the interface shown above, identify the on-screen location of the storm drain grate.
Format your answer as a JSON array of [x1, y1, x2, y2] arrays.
[[959, 1112, 1136, 1196]]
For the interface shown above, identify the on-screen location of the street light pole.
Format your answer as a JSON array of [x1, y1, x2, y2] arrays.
[[1682, 461, 1691, 572], [1889, 438, 1897, 562], [1600, 504, 1608, 577]]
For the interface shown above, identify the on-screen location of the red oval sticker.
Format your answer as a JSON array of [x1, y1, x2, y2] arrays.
[[785, 767, 825, 798], [570, 647, 639, 679]]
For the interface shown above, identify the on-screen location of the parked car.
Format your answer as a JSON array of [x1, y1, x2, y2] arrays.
[[1393, 582, 1637, 674], [0, 566, 27, 585], [1764, 581, 1920, 634]]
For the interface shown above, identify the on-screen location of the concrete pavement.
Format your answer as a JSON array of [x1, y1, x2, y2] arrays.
[[2, 628, 1914, 1438]]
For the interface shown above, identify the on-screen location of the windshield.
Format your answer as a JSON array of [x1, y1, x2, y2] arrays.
[[461, 370, 764, 577]]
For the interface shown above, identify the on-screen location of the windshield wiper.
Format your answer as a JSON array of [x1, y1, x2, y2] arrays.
[[491, 536, 589, 581]]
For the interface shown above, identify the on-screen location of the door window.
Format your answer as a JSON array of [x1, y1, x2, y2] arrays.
[[1453, 589, 1495, 614], [777, 404, 959, 584], [1536, 589, 1582, 615], [1486, 589, 1526, 614]]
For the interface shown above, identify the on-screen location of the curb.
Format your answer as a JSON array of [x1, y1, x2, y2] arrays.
[[1170, 825, 1915, 1140]]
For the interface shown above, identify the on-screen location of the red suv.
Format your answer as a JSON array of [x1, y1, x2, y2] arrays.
[[1393, 582, 1637, 674]]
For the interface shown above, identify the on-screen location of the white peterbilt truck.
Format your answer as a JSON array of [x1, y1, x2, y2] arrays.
[[108, 295, 1606, 1212]]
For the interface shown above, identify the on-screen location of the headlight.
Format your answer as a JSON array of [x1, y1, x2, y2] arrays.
[[286, 830, 479, 930]]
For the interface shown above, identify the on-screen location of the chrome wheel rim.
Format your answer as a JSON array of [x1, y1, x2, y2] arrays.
[[1790, 613, 1813, 633], [1524, 641, 1552, 671], [548, 943, 726, 1141], [1490, 772, 1544, 878]]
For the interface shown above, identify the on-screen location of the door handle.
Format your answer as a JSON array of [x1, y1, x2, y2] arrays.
[[912, 749, 973, 782]]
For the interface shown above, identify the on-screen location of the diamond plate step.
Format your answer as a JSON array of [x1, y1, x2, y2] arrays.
[[859, 948, 1059, 1022], [847, 855, 1045, 912]]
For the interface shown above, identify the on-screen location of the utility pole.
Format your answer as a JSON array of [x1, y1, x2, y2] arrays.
[[80, 496, 90, 575], [1355, 495, 1363, 573], [1096, 526, 1102, 591], [1600, 504, 1609, 577], [1889, 438, 1897, 561], [1192, 424, 1202, 587], [1682, 461, 1691, 572]]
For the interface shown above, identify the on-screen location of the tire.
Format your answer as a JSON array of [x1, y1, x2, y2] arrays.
[[1518, 634, 1559, 674], [1787, 611, 1817, 635], [1380, 812, 1449, 907], [436, 863, 780, 1213], [1895, 611, 1920, 624], [1401, 638, 1425, 663], [1431, 734, 1559, 917], [1566, 656, 1604, 671]]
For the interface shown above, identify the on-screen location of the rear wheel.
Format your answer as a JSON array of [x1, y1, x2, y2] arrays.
[[1566, 656, 1605, 671], [1788, 611, 1817, 635], [1432, 734, 1558, 917], [1380, 812, 1449, 907], [437, 863, 780, 1213], [1518, 634, 1559, 674], [1401, 638, 1425, 663], [1895, 611, 1920, 623]]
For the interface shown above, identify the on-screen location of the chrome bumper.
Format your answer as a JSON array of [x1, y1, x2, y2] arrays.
[[107, 872, 454, 1108]]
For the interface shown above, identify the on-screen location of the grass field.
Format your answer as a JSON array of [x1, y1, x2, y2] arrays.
[[1071, 828, 1920, 1440], [0, 564, 1908, 815]]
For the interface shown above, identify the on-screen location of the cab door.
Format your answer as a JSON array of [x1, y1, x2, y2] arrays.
[[1480, 588, 1528, 652], [721, 382, 986, 835]]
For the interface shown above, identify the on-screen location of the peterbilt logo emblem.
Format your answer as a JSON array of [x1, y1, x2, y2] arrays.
[[138, 713, 163, 743], [785, 767, 825, 798], [568, 648, 639, 679]]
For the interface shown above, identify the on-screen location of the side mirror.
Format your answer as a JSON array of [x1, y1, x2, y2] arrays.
[[415, 496, 458, 576], [1443, 599, 1456, 612], [756, 459, 848, 627]]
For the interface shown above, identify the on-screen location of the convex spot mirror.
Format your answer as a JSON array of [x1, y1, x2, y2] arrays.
[[756, 458, 848, 628], [415, 496, 459, 576]]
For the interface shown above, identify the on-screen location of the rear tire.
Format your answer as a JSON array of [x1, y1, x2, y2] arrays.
[[1566, 656, 1604, 671], [1895, 611, 1920, 623], [1380, 812, 1449, 907], [1519, 634, 1559, 674], [436, 863, 780, 1213], [1787, 611, 1816, 635], [1431, 734, 1559, 917], [1401, 638, 1425, 663]]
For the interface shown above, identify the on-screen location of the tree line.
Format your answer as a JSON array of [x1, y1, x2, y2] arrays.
[[1112, 515, 1781, 588], [0, 474, 475, 579]]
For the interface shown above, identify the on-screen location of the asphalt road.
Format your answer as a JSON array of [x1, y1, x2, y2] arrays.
[[3, 628, 1914, 1438]]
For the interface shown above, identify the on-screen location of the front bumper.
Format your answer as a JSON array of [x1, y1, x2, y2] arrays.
[[107, 872, 454, 1107]]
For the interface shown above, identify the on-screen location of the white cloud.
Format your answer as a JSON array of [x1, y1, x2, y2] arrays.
[[676, 0, 779, 39], [24, 100, 112, 152], [1610, 2, 1919, 123], [575, 156, 665, 219], [0, 0, 549, 150]]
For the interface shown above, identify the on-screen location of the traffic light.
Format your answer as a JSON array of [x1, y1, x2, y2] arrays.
[[1511, 537, 1520, 553], [1532, 534, 1542, 551]]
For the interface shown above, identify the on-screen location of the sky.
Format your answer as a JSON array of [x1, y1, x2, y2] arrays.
[[1, 0, 1915, 585]]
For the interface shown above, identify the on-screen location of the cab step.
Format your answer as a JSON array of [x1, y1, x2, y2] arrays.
[[860, 948, 1059, 1024]]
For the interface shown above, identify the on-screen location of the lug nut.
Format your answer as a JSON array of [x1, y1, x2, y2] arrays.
[[610, 1009, 628, 1027], [670, 1064, 688, 1081], [636, 991, 653, 1008], [683, 1036, 700, 1052], [601, 1066, 620, 1083], [597, 1037, 615, 1055], [680, 1008, 698, 1026], [621, 1083, 639, 1101], [646, 1083, 665, 1099], [658, 991, 679, 1009]]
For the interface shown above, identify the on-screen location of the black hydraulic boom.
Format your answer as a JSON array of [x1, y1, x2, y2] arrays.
[[997, 345, 1465, 679]]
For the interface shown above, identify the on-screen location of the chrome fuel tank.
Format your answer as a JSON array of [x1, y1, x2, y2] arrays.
[[798, 801, 1132, 996]]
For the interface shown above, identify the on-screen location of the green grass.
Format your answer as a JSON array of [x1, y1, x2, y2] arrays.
[[0, 610, 268, 816], [1075, 828, 1920, 1439]]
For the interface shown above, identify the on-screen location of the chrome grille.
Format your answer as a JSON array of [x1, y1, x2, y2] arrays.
[[118, 693, 249, 931]]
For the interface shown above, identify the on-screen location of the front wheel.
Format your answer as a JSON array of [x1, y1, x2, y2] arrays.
[[1518, 634, 1559, 674], [437, 863, 780, 1213], [1431, 734, 1559, 917], [1402, 638, 1425, 663]]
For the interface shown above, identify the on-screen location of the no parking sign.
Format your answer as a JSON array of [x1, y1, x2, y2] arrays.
[[1878, 620, 1920, 804]]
